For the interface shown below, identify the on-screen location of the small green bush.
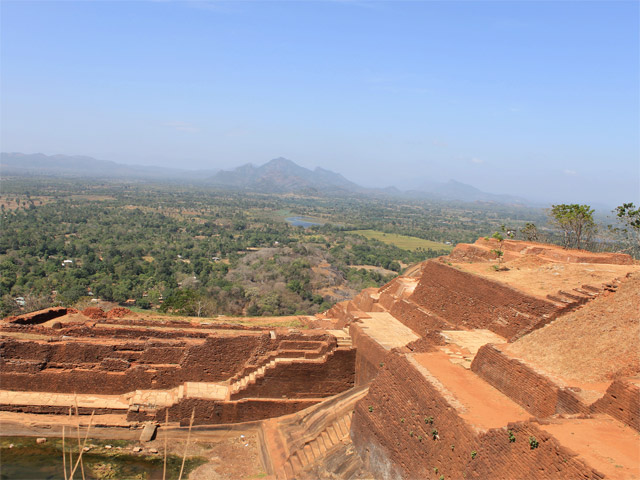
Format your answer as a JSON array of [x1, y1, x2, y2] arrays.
[[470, 451, 477, 459], [368, 406, 374, 412], [529, 436, 539, 449]]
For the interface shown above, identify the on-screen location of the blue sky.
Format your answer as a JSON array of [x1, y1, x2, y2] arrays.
[[1, 0, 638, 206]]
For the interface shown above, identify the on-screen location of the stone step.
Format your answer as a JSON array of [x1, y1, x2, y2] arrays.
[[283, 462, 294, 480], [335, 416, 348, 437], [290, 452, 303, 471], [302, 444, 315, 465], [311, 438, 323, 458]]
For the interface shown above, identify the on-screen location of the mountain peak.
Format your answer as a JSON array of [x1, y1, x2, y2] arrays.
[[210, 158, 360, 193]]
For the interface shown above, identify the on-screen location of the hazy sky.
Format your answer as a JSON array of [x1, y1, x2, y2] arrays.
[[1, 1, 638, 206]]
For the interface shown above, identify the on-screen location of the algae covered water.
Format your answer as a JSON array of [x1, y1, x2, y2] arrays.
[[0, 437, 206, 480]]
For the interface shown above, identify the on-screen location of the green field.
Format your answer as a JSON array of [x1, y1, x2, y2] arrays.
[[349, 230, 453, 252]]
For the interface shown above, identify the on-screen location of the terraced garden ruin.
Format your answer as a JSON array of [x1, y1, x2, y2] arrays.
[[1, 238, 638, 479]]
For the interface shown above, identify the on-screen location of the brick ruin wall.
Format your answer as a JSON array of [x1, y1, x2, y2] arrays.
[[351, 351, 603, 480], [349, 323, 388, 386], [0, 331, 340, 395], [229, 349, 355, 400], [133, 398, 321, 426], [387, 299, 452, 336], [590, 379, 640, 432], [470, 344, 589, 418], [409, 261, 559, 340]]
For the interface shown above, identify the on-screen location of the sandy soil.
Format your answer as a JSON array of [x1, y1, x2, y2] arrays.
[[506, 274, 640, 383], [411, 351, 530, 432], [175, 431, 265, 480], [539, 415, 640, 480]]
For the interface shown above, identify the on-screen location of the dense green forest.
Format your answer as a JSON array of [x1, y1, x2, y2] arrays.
[[5, 177, 630, 318]]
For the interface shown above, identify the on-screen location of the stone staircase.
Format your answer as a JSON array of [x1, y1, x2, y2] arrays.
[[266, 385, 369, 480], [229, 357, 304, 397], [228, 334, 353, 400], [546, 282, 614, 307], [335, 335, 352, 349], [229, 353, 336, 400], [281, 411, 354, 479]]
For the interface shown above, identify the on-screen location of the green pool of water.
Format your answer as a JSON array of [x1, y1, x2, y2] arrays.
[[0, 437, 206, 480]]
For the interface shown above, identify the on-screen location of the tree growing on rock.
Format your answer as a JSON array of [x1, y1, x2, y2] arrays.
[[549, 204, 596, 250]]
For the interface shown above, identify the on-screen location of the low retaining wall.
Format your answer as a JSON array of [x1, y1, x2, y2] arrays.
[[471, 344, 590, 418], [149, 398, 320, 426]]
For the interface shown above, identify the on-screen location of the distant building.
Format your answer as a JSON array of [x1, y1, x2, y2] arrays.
[[62, 259, 73, 266]]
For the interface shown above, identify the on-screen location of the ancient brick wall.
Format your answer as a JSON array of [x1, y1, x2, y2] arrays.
[[352, 351, 601, 479], [410, 262, 558, 340], [151, 398, 320, 426], [350, 323, 388, 386], [1, 334, 293, 394], [230, 349, 355, 400], [352, 288, 378, 312], [591, 379, 640, 431], [351, 352, 478, 478], [388, 299, 452, 336], [470, 344, 559, 417]]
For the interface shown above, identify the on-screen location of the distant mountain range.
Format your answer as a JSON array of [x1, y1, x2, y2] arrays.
[[0, 152, 218, 181], [210, 157, 361, 193], [1, 152, 529, 205]]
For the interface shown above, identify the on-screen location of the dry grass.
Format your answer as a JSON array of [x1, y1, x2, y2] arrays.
[[349, 230, 453, 252], [507, 274, 640, 383]]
